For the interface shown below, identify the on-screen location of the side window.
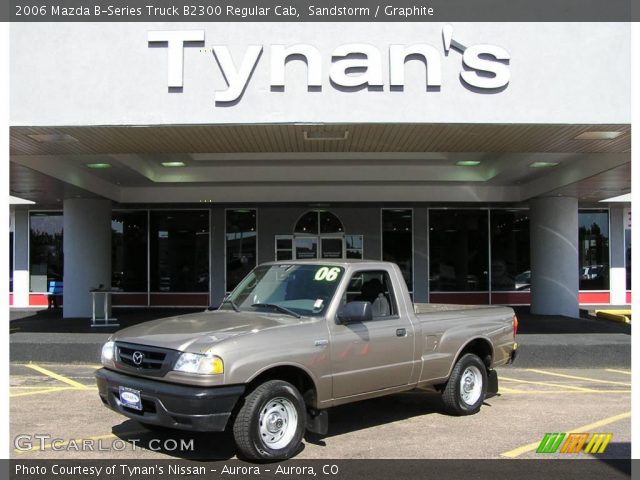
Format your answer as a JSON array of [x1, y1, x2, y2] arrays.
[[344, 270, 397, 319]]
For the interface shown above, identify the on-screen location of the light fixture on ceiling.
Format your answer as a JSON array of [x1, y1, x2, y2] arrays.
[[303, 130, 349, 141], [27, 133, 79, 143], [529, 161, 559, 168], [574, 131, 624, 140], [456, 160, 481, 167], [86, 163, 111, 169], [161, 161, 187, 167]]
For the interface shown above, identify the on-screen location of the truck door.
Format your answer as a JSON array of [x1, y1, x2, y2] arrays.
[[329, 268, 415, 398]]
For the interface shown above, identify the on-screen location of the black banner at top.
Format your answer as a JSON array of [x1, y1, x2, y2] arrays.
[[3, 0, 635, 22]]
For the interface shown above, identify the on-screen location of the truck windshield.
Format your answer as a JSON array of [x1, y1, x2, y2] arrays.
[[221, 264, 345, 317]]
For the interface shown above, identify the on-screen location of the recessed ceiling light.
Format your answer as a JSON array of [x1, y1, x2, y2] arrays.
[[86, 163, 111, 169], [161, 161, 186, 167], [530, 161, 559, 168], [28, 133, 79, 143], [574, 131, 623, 140], [456, 160, 481, 166]]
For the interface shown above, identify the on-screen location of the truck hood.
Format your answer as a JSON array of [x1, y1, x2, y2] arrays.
[[111, 310, 298, 353]]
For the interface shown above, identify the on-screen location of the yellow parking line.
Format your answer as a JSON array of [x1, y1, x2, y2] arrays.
[[501, 376, 595, 392], [501, 410, 631, 458], [14, 430, 147, 454], [501, 389, 630, 395], [605, 369, 631, 376], [24, 363, 90, 390], [499, 386, 527, 394], [10, 387, 77, 397], [526, 368, 631, 387]]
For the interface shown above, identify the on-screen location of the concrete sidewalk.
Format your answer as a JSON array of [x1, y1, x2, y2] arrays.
[[9, 307, 631, 367]]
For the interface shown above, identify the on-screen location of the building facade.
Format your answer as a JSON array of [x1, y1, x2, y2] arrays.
[[9, 22, 631, 317]]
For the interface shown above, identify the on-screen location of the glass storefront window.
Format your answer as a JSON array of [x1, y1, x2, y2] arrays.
[[226, 209, 257, 292], [490, 210, 530, 291], [294, 211, 319, 234], [345, 235, 363, 259], [625, 228, 631, 291], [382, 209, 413, 291], [275, 235, 293, 261], [430, 210, 488, 292], [29, 212, 63, 292], [150, 210, 209, 292], [579, 210, 610, 291], [112, 211, 148, 292]]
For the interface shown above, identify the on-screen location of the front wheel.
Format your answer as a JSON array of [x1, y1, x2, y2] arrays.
[[442, 353, 488, 415], [232, 380, 306, 460]]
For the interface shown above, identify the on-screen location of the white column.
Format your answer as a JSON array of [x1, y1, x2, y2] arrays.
[[530, 196, 579, 318], [12, 207, 30, 308], [609, 206, 627, 305], [63, 199, 112, 318]]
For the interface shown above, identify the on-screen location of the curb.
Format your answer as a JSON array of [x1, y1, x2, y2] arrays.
[[595, 310, 631, 325]]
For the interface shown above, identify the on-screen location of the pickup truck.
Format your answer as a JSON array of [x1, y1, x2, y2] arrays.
[[96, 260, 518, 460]]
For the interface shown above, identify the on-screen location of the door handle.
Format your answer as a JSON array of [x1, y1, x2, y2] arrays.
[[396, 328, 407, 337]]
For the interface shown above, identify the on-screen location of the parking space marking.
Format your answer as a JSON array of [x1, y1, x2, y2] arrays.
[[10, 387, 78, 398], [24, 363, 90, 390], [605, 369, 631, 376], [525, 369, 631, 387], [500, 376, 596, 392], [500, 410, 631, 458]]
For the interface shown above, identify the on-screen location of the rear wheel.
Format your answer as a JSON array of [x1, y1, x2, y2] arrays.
[[442, 353, 487, 415], [232, 380, 306, 460]]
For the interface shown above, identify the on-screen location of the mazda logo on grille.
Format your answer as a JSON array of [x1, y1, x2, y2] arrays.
[[132, 351, 144, 366]]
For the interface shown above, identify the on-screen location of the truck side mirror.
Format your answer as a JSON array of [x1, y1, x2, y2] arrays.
[[336, 301, 373, 325]]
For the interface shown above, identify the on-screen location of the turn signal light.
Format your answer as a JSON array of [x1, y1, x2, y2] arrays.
[[513, 314, 519, 337]]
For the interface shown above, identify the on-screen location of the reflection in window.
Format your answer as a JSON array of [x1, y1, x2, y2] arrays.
[[345, 235, 363, 259], [150, 211, 209, 292], [490, 211, 530, 291], [29, 212, 63, 292], [295, 237, 318, 259], [382, 209, 413, 291], [579, 210, 609, 290], [226, 209, 257, 292], [430, 210, 488, 292], [112, 211, 148, 292]]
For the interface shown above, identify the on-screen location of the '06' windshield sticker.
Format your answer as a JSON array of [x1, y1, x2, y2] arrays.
[[314, 267, 341, 281]]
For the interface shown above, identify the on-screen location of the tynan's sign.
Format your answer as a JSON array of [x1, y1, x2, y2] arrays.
[[148, 25, 510, 104]]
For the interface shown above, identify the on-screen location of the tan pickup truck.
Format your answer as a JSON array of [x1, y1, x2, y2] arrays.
[[96, 260, 518, 460]]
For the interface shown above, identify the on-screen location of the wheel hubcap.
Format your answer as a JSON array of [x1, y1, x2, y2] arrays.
[[459, 366, 482, 406], [258, 397, 298, 449]]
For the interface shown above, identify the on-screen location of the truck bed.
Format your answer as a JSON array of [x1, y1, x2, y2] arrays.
[[414, 303, 500, 314]]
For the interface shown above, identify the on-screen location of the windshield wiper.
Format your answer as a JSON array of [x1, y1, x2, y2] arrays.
[[221, 298, 240, 312], [251, 303, 301, 319]]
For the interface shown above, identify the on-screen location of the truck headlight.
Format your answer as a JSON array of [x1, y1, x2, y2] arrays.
[[101, 341, 115, 367], [173, 352, 224, 375]]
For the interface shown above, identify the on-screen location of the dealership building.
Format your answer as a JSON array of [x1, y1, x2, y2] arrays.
[[9, 22, 631, 318]]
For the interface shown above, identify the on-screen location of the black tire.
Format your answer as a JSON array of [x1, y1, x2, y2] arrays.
[[442, 353, 488, 416], [232, 380, 306, 460]]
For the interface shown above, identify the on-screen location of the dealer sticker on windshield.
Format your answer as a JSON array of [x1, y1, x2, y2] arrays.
[[118, 386, 142, 410], [314, 267, 341, 281]]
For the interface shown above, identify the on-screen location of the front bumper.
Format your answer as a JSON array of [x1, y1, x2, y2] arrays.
[[95, 368, 245, 432]]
